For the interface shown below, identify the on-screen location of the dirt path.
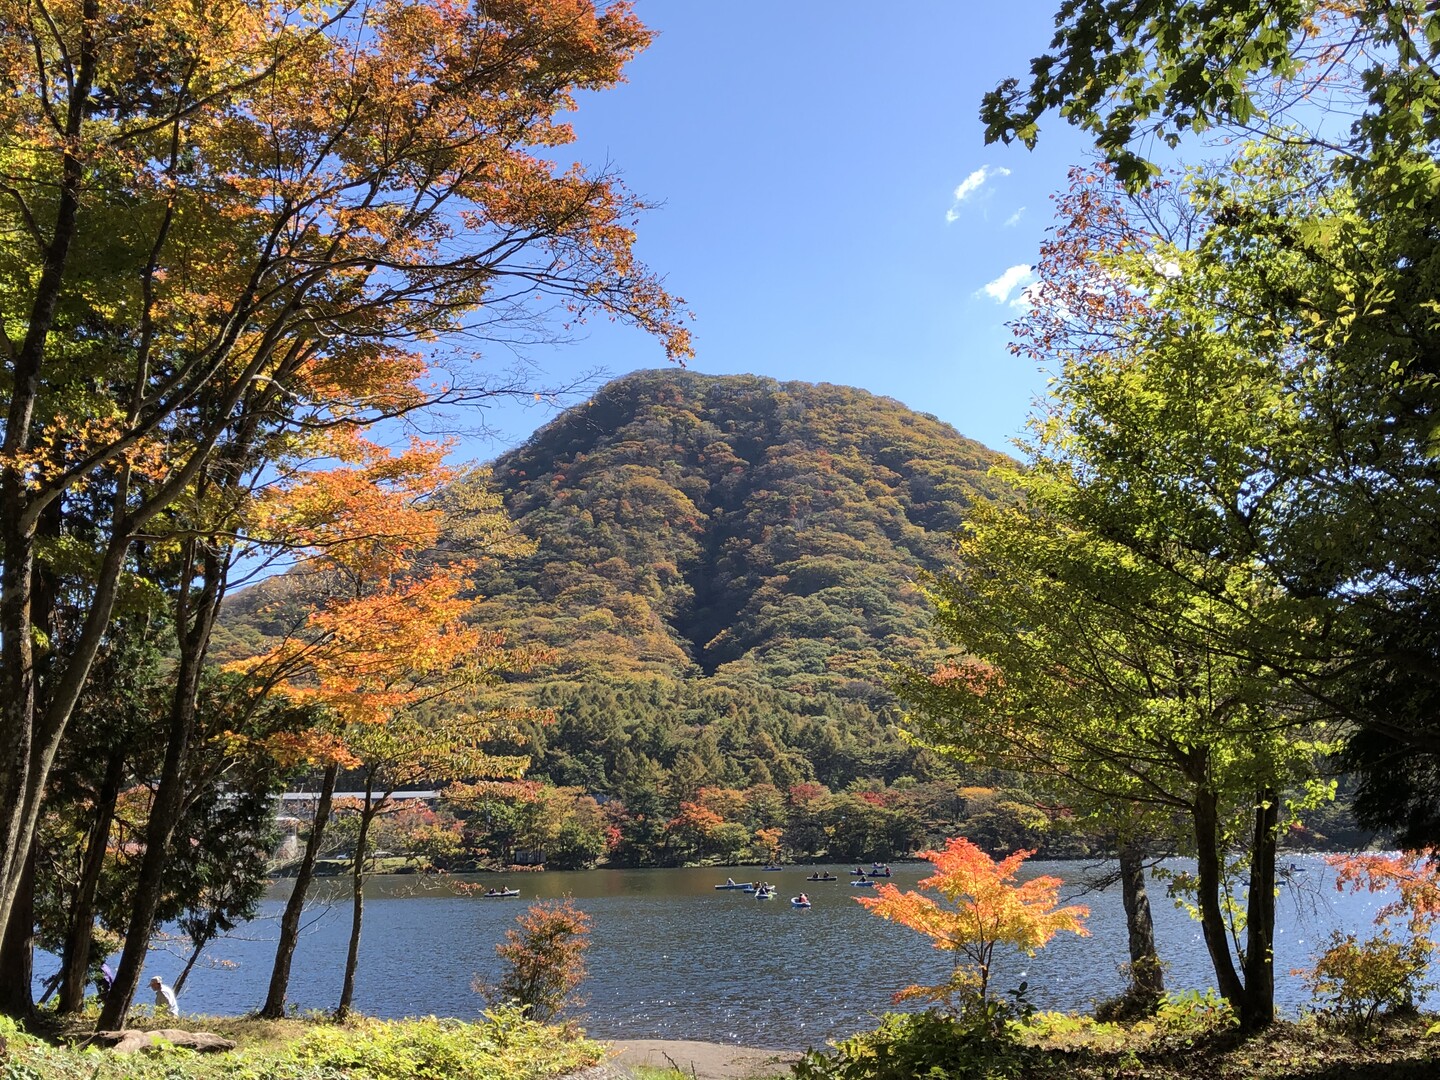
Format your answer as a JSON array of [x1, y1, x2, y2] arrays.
[[607, 1038, 802, 1079]]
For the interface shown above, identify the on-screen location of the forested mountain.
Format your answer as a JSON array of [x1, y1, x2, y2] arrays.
[[472, 369, 1007, 693], [219, 371, 1059, 863], [221, 372, 1379, 865], [449, 370, 1014, 792]]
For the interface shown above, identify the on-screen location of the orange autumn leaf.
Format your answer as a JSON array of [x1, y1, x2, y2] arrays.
[[1328, 850, 1440, 937], [857, 836, 1088, 1006]]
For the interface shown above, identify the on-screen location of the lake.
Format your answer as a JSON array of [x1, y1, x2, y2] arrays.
[[94, 857, 1407, 1047]]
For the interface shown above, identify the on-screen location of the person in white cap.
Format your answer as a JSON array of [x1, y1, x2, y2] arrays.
[[149, 975, 179, 1017]]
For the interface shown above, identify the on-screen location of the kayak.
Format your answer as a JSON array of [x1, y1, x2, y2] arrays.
[[754, 889, 776, 899], [480, 889, 520, 898], [714, 882, 754, 890], [763, 865, 784, 871], [851, 880, 875, 887], [805, 875, 838, 882]]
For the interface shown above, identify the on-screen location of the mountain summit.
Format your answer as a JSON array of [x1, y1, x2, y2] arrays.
[[470, 369, 1009, 700]]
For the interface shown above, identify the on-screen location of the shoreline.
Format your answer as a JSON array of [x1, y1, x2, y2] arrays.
[[607, 1039, 802, 1079]]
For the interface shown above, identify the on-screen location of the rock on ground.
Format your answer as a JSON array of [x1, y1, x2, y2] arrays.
[[90, 1028, 237, 1054]]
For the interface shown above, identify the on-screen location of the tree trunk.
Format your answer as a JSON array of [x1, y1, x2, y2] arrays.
[[100, 548, 225, 1029], [260, 764, 338, 1018], [57, 749, 125, 1013], [0, 840, 37, 1021], [0, 0, 102, 946], [172, 919, 215, 995], [1118, 840, 1164, 1006], [336, 774, 375, 1019], [1192, 785, 1245, 1009], [0, 515, 38, 949], [1240, 787, 1279, 1030]]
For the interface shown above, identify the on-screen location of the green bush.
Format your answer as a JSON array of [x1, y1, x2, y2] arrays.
[[1152, 989, 1237, 1036], [793, 1009, 1036, 1080], [0, 1011, 602, 1080], [1303, 930, 1435, 1036]]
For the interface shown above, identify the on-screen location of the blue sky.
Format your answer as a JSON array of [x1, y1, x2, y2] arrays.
[[467, 1, 1099, 459]]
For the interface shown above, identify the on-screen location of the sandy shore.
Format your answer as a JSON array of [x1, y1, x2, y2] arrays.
[[607, 1038, 802, 1079]]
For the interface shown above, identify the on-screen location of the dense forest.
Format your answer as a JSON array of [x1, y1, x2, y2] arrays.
[[217, 372, 1062, 866], [218, 372, 1374, 873]]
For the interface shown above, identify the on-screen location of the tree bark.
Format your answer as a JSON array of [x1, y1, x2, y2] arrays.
[[0, 0, 101, 946], [1118, 840, 1165, 1006], [260, 764, 338, 1018], [172, 919, 215, 996], [0, 841, 37, 1021], [1192, 785, 1245, 1009], [1240, 787, 1279, 1030], [336, 773, 375, 1019], [99, 547, 225, 1029], [57, 749, 125, 1014]]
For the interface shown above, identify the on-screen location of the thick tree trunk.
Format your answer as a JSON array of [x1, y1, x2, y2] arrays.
[[1192, 786, 1245, 1009], [0, 841, 37, 1021], [100, 550, 224, 1029], [0, 519, 38, 949], [0, 0, 101, 947], [1118, 840, 1164, 1006], [260, 764, 338, 1018], [1240, 788, 1279, 1031], [337, 775, 375, 1019], [98, 692, 197, 1028], [57, 749, 125, 1013]]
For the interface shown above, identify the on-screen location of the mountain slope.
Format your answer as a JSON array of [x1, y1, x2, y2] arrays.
[[467, 369, 1009, 699]]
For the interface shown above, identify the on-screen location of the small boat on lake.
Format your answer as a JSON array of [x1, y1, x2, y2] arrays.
[[763, 865, 784, 871], [754, 885, 777, 899], [791, 896, 811, 908], [481, 888, 520, 898], [714, 878, 754, 890], [805, 873, 838, 882], [851, 880, 875, 887]]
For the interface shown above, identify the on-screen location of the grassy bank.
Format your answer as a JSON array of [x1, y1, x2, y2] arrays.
[[0, 1008, 605, 1080], [9, 1006, 1437, 1079], [797, 1006, 1440, 1080]]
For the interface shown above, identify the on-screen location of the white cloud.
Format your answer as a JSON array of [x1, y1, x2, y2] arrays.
[[979, 264, 1035, 304], [1004, 207, 1026, 228], [1146, 251, 1182, 279], [1010, 280, 1044, 310], [945, 165, 1011, 222]]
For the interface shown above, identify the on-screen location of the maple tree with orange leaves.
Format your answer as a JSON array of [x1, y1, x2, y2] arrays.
[[213, 437, 547, 1021], [1297, 851, 1440, 1028], [1327, 851, 1440, 940], [0, 0, 690, 975], [857, 837, 1088, 1008]]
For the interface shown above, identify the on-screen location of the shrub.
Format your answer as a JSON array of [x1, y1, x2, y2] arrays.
[[1152, 988, 1237, 1037], [793, 1009, 1036, 1080], [1304, 852, 1440, 1035], [1303, 930, 1434, 1036], [477, 897, 591, 1023]]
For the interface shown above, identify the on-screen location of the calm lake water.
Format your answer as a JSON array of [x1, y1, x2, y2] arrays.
[[78, 858, 1413, 1047]]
